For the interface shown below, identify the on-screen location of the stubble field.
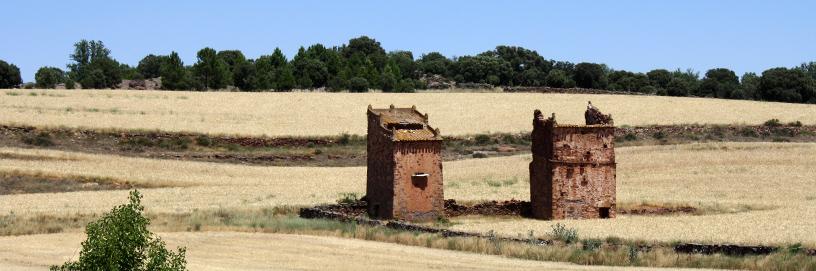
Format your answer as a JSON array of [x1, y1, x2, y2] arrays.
[[2, 89, 816, 136], [1, 142, 814, 246], [2, 89, 816, 269]]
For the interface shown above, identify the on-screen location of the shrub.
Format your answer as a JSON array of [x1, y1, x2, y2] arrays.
[[338, 133, 351, 145], [50, 190, 187, 271], [627, 245, 639, 264], [739, 128, 758, 137], [474, 134, 491, 144], [195, 135, 213, 147], [582, 239, 603, 251], [120, 137, 154, 150], [158, 137, 192, 150], [65, 79, 76, 89], [337, 192, 359, 204], [551, 223, 578, 244], [22, 132, 55, 147], [623, 133, 638, 141], [788, 120, 803, 127], [764, 119, 782, 127], [652, 131, 666, 140]]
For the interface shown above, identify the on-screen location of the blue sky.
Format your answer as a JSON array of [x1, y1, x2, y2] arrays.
[[2, 0, 815, 82]]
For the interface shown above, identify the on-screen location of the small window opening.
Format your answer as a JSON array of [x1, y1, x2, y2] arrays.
[[599, 207, 610, 219], [412, 173, 429, 189]]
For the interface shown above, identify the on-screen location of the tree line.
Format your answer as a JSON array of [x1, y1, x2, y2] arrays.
[[0, 36, 814, 103]]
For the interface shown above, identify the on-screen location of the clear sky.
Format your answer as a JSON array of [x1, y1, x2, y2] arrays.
[[2, 0, 815, 82]]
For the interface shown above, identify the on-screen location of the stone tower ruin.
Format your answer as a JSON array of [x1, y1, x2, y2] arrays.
[[366, 105, 444, 222], [529, 103, 616, 220]]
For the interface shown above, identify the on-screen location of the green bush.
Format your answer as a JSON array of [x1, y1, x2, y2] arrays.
[[158, 137, 192, 150], [195, 135, 213, 147], [474, 134, 491, 144], [739, 127, 759, 137], [51, 190, 187, 271], [551, 223, 578, 244], [22, 132, 55, 147], [764, 119, 782, 127], [581, 239, 603, 251], [652, 131, 666, 140], [788, 120, 803, 127], [337, 192, 359, 204]]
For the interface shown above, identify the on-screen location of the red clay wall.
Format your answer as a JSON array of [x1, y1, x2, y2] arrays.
[[366, 113, 395, 219], [530, 122, 616, 220], [393, 141, 444, 221]]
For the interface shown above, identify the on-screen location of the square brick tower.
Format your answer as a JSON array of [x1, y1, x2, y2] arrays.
[[529, 103, 616, 220], [366, 105, 444, 222]]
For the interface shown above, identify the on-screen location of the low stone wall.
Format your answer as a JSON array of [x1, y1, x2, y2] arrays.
[[299, 203, 796, 256]]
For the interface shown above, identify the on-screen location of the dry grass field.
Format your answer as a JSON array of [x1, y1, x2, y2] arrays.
[[2, 89, 816, 136], [2, 232, 681, 271], [1, 142, 814, 246]]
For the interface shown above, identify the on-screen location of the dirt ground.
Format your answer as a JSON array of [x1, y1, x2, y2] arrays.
[[0, 232, 704, 271]]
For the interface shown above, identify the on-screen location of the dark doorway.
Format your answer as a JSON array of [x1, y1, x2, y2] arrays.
[[599, 207, 610, 218]]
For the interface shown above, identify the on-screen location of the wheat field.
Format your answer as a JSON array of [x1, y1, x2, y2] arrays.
[[2, 89, 816, 136], [2, 232, 678, 271], [1, 142, 814, 245]]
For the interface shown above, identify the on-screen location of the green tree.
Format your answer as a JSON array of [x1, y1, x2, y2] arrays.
[[545, 69, 569, 87], [160, 52, 190, 90], [699, 68, 739, 98], [51, 190, 186, 271], [608, 71, 649, 92], [798, 61, 816, 81], [666, 77, 690, 96], [485, 45, 552, 86], [292, 47, 329, 89], [388, 51, 415, 79], [0, 60, 23, 88], [671, 69, 700, 96], [137, 54, 169, 79], [232, 60, 258, 91], [35, 66, 66, 88], [120, 63, 142, 80], [380, 64, 398, 92], [452, 55, 512, 85], [349, 77, 369, 92], [192, 47, 230, 90], [738, 72, 760, 100], [255, 48, 288, 90], [646, 69, 672, 89], [758, 67, 815, 103], [216, 50, 247, 86], [67, 40, 122, 89], [573, 62, 607, 89], [275, 63, 296, 91], [417, 52, 452, 76]]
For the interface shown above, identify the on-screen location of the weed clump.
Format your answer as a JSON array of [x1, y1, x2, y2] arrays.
[[336, 192, 360, 205], [551, 223, 578, 244]]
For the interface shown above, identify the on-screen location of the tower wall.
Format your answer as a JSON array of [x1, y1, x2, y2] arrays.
[[530, 111, 616, 220]]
